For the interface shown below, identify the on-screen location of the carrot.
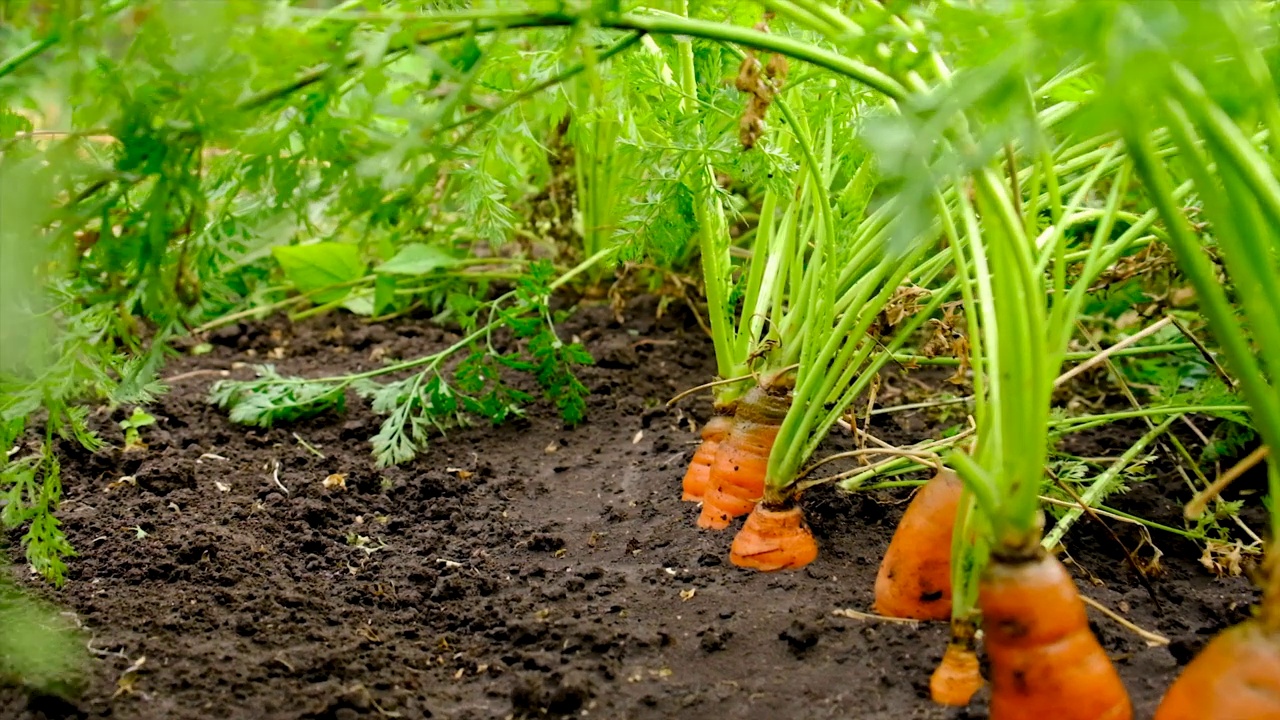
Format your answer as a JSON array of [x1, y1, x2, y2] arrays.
[[873, 469, 964, 620], [729, 501, 818, 571], [681, 412, 735, 502], [1153, 556, 1280, 720], [930, 617, 984, 707], [697, 386, 789, 529], [980, 548, 1131, 720], [1153, 619, 1280, 719]]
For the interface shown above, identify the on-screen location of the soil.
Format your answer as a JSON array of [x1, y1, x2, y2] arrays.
[[2, 296, 1263, 720]]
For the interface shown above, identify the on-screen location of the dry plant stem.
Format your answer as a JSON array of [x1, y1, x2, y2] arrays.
[[665, 364, 798, 407], [1070, 321, 1264, 542], [1168, 313, 1236, 389], [665, 373, 756, 406], [1049, 469, 1161, 608], [1078, 595, 1170, 647], [798, 446, 943, 480], [1053, 315, 1173, 387], [163, 368, 231, 383], [839, 421, 896, 449], [866, 334, 1187, 420], [858, 377, 881, 460], [816, 429, 975, 492], [865, 396, 972, 416], [1059, 322, 1172, 601], [1185, 445, 1270, 519], [830, 608, 921, 625], [293, 433, 326, 459]]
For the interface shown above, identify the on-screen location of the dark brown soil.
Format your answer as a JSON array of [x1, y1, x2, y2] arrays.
[[3, 297, 1262, 720]]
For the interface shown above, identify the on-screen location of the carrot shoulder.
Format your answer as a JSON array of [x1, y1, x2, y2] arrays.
[[697, 386, 789, 529], [980, 549, 1131, 720], [681, 414, 735, 502], [873, 469, 963, 620], [729, 502, 818, 571]]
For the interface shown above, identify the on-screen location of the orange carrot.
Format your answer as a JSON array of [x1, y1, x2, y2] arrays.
[[681, 413, 735, 502], [930, 617, 984, 707], [980, 549, 1131, 720], [1153, 557, 1279, 720], [697, 386, 789, 529], [729, 502, 818, 571], [873, 469, 964, 620], [1152, 619, 1280, 720]]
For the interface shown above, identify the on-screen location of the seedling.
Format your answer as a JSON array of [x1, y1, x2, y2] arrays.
[[119, 408, 156, 452]]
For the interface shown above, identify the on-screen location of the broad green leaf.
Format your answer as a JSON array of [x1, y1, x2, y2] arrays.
[[376, 243, 462, 276], [272, 243, 366, 303], [342, 295, 375, 316]]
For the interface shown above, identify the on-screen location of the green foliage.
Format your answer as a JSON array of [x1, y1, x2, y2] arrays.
[[209, 365, 348, 428], [119, 407, 156, 449], [0, 298, 165, 584], [211, 261, 591, 467], [272, 243, 368, 304], [377, 244, 463, 276], [3, 0, 1278, 589], [0, 579, 84, 694]]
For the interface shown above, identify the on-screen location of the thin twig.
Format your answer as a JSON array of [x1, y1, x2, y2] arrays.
[[1049, 469, 1161, 608], [1071, 320, 1263, 544], [841, 422, 895, 450], [1080, 595, 1169, 647], [163, 368, 231, 383], [1185, 445, 1270, 520], [857, 376, 880, 462], [681, 293, 715, 339], [666, 373, 755, 407], [866, 396, 973, 416], [665, 364, 799, 406], [1054, 316, 1173, 387], [802, 429, 974, 491], [831, 607, 920, 625], [1037, 497, 1141, 527], [1168, 314, 1235, 388], [798, 446, 943, 480]]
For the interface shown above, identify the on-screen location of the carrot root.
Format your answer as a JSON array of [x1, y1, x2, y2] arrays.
[[930, 641, 984, 707], [729, 502, 819, 571], [980, 549, 1131, 720], [873, 469, 963, 620], [681, 414, 734, 502], [1152, 618, 1280, 720], [696, 387, 788, 530]]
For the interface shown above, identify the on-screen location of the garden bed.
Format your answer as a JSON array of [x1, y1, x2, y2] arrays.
[[4, 298, 1259, 720]]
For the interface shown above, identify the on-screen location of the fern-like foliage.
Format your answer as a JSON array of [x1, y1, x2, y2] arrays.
[[210, 262, 592, 467], [209, 365, 347, 428]]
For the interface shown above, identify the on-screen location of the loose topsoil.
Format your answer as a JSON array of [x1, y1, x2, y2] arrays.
[[3, 296, 1263, 720]]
